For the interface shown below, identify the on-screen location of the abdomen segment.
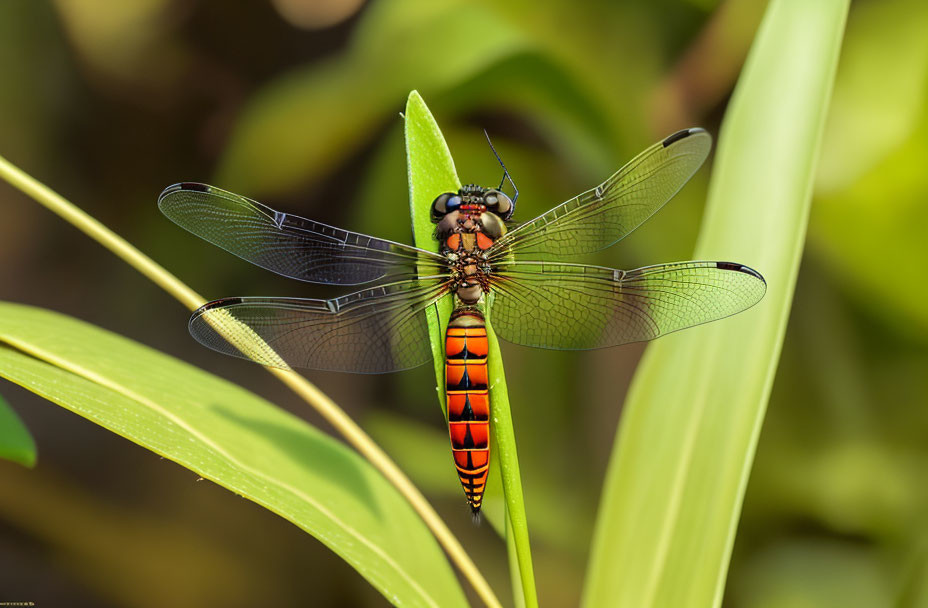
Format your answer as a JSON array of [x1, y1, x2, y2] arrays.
[[445, 309, 490, 513]]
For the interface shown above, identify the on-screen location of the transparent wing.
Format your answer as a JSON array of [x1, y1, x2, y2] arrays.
[[159, 182, 448, 285], [487, 129, 712, 262], [488, 260, 765, 350], [189, 278, 452, 373]]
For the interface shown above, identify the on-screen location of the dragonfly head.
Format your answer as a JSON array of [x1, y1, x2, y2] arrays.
[[430, 185, 513, 223]]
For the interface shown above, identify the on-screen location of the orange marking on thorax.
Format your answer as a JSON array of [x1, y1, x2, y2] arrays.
[[476, 232, 494, 250], [446, 233, 461, 251]]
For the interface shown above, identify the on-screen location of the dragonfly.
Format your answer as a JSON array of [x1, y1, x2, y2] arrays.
[[159, 128, 766, 515]]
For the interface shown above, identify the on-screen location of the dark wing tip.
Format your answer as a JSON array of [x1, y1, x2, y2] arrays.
[[157, 182, 211, 206], [193, 297, 244, 315], [662, 127, 708, 148], [189, 297, 243, 329], [715, 261, 766, 286]]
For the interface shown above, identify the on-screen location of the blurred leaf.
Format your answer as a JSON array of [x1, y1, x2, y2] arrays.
[[0, 393, 36, 467], [816, 0, 928, 194], [405, 91, 537, 607], [438, 52, 618, 179], [729, 539, 893, 608], [0, 1, 69, 165], [743, 269, 927, 545], [649, 0, 768, 133], [812, 112, 928, 339], [0, 302, 468, 608], [897, 533, 928, 608], [470, 0, 662, 143], [216, 0, 528, 197], [583, 1, 849, 606]]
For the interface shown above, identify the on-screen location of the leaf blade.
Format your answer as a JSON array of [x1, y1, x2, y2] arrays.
[[582, 0, 850, 606], [405, 91, 458, 418], [0, 392, 36, 467]]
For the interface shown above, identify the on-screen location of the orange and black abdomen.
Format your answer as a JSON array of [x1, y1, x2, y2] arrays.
[[445, 310, 490, 513]]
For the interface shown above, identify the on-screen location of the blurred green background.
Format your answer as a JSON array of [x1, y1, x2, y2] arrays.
[[1, 0, 926, 606]]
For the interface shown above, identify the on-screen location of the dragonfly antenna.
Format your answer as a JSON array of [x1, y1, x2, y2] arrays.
[[483, 129, 518, 206]]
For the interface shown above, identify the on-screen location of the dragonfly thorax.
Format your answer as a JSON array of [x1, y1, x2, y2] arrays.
[[432, 186, 506, 305], [448, 251, 492, 305]]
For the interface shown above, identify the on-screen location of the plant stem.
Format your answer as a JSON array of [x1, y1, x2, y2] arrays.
[[487, 326, 537, 608], [0, 153, 502, 608], [504, 504, 527, 608]]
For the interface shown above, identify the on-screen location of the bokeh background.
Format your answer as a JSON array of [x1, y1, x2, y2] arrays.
[[1, 0, 926, 606]]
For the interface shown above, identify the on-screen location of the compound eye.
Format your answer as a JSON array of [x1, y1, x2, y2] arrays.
[[430, 193, 461, 222], [484, 189, 513, 220]]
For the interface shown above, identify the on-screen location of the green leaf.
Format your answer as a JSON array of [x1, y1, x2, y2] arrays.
[[0, 302, 468, 608], [404, 92, 458, 417], [0, 392, 36, 467], [405, 91, 538, 608], [582, 1, 849, 607]]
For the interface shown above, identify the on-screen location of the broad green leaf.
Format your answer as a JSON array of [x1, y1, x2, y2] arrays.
[[0, 392, 36, 467], [405, 91, 537, 608], [0, 302, 467, 608], [583, 1, 849, 607]]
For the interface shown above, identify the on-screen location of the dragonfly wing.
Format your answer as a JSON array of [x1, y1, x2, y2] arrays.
[[487, 260, 765, 350], [487, 129, 711, 261], [159, 182, 448, 285], [189, 278, 452, 373]]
